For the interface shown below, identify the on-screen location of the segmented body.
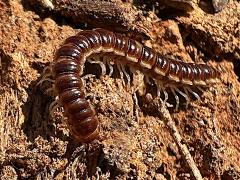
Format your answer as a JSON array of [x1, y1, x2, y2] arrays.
[[52, 28, 219, 143]]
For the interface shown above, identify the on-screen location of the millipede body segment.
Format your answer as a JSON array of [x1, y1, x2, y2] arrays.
[[52, 28, 219, 143]]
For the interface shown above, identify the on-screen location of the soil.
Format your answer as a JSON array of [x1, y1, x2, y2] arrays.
[[0, 0, 239, 179]]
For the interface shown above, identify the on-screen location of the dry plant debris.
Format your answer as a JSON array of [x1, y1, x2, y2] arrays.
[[0, 0, 239, 179]]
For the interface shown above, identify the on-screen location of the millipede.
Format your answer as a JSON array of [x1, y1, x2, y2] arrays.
[[47, 28, 220, 143]]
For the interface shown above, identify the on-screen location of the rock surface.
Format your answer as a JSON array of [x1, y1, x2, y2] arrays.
[[0, 0, 239, 179]]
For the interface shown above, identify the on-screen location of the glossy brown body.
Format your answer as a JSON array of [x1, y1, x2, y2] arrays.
[[52, 28, 219, 143]]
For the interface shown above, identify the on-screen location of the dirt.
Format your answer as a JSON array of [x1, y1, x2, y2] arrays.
[[0, 0, 239, 179]]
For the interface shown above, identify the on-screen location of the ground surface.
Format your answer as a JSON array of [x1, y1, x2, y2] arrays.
[[0, 0, 240, 179]]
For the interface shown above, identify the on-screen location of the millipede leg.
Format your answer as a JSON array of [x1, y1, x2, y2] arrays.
[[44, 85, 56, 97], [171, 87, 180, 111], [42, 65, 51, 74], [107, 60, 114, 77], [163, 88, 169, 104], [49, 97, 61, 118], [41, 65, 52, 80], [196, 86, 204, 93], [154, 80, 161, 97], [99, 59, 107, 75], [183, 87, 191, 108], [37, 65, 54, 86], [102, 56, 107, 74], [186, 87, 201, 101], [117, 63, 125, 86], [175, 87, 190, 108], [88, 58, 106, 75], [82, 74, 96, 80], [121, 64, 131, 88], [37, 77, 55, 87], [103, 56, 114, 77]]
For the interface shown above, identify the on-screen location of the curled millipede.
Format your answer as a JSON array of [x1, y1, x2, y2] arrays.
[[51, 28, 220, 143]]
